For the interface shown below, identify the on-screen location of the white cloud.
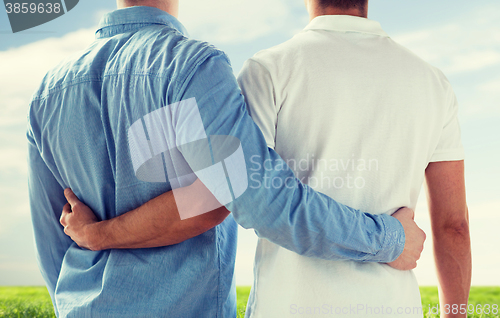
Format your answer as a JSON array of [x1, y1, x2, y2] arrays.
[[0, 201, 30, 237], [235, 226, 258, 286], [0, 147, 28, 175], [392, 4, 500, 121], [94, 9, 109, 25], [393, 5, 500, 76], [447, 50, 500, 75], [0, 0, 305, 128], [416, 189, 500, 221], [0, 260, 43, 286], [459, 76, 500, 118], [180, 0, 305, 44], [478, 78, 500, 93], [0, 30, 92, 268], [0, 28, 95, 127], [468, 201, 500, 220], [0, 28, 95, 212], [0, 261, 39, 272]]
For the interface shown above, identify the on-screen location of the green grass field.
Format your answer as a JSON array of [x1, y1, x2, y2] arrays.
[[0, 286, 498, 317], [0, 287, 55, 318]]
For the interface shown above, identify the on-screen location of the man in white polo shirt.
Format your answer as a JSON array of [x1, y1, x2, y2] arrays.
[[237, 0, 471, 317]]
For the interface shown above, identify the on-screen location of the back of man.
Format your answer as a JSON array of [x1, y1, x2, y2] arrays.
[[27, 6, 238, 317], [238, 11, 463, 318]]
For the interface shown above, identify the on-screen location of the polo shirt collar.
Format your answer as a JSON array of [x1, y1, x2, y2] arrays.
[[96, 6, 188, 39], [304, 15, 388, 37]]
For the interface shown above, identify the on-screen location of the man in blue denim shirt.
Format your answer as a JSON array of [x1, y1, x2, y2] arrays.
[[28, 1, 425, 317]]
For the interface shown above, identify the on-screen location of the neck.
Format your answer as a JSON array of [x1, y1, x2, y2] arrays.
[[307, 3, 367, 21], [117, 0, 179, 18]]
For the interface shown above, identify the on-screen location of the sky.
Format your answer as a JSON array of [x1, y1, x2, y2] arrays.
[[0, 0, 499, 287]]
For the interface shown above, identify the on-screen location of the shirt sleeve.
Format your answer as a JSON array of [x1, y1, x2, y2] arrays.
[[174, 50, 405, 263], [237, 59, 278, 149], [27, 125, 73, 317], [430, 81, 465, 162]]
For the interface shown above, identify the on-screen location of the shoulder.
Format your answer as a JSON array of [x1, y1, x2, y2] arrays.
[[31, 26, 231, 102], [239, 32, 309, 87], [129, 26, 233, 89], [387, 37, 453, 91], [152, 26, 229, 65], [247, 32, 307, 71]]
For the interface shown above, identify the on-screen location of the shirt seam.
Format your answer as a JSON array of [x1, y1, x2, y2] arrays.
[[216, 225, 221, 318], [173, 49, 229, 102], [245, 58, 280, 148], [246, 58, 280, 111], [96, 22, 174, 38], [303, 28, 389, 37], [430, 148, 465, 163], [31, 76, 103, 102], [31, 71, 181, 102], [431, 147, 464, 155], [98, 20, 169, 29]]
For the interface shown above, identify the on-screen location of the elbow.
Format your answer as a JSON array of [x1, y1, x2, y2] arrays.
[[434, 206, 470, 239], [436, 220, 470, 239], [168, 207, 231, 246], [433, 220, 471, 255], [213, 207, 231, 226], [201, 207, 231, 230], [448, 221, 470, 237]]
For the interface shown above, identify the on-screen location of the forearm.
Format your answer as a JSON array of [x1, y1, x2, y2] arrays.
[[433, 219, 471, 315], [425, 160, 471, 315], [89, 191, 177, 250], [87, 184, 229, 250]]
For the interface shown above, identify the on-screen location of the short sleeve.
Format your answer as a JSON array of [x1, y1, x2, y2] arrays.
[[237, 59, 278, 149], [430, 86, 465, 162]]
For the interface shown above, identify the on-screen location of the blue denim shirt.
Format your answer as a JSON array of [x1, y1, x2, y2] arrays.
[[27, 6, 405, 318]]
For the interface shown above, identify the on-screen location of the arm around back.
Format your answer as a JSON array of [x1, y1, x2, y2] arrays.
[[177, 50, 406, 263], [60, 179, 230, 250], [61, 49, 412, 264]]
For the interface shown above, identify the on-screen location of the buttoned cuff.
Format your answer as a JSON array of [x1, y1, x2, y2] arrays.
[[370, 213, 405, 263]]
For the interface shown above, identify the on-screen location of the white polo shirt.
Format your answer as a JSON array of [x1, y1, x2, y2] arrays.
[[237, 15, 464, 318]]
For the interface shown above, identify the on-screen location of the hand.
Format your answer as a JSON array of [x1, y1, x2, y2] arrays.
[[60, 188, 101, 251], [387, 207, 426, 271]]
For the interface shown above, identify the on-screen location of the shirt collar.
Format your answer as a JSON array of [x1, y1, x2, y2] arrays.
[[304, 15, 388, 37], [96, 6, 188, 39]]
